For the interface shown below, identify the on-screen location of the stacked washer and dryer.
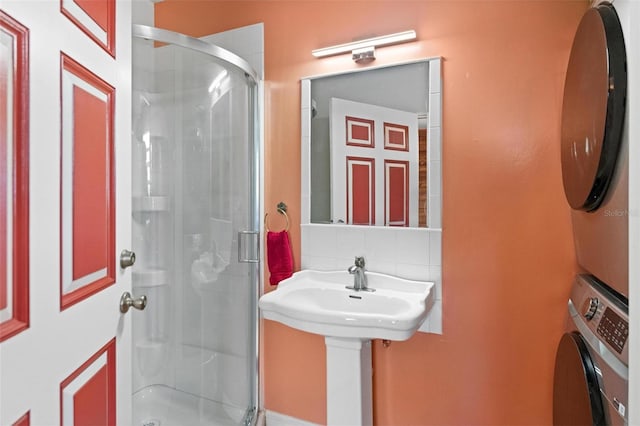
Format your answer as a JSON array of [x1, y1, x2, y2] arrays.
[[554, 2, 629, 426]]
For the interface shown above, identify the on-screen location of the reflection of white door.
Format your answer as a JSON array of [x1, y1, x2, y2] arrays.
[[330, 98, 419, 226], [1, 2, 132, 425]]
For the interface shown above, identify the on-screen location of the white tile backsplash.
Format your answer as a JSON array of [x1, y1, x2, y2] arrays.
[[396, 230, 429, 265], [428, 161, 441, 197], [363, 227, 398, 264], [429, 58, 442, 94], [301, 107, 311, 138], [301, 224, 337, 257], [300, 255, 338, 270], [301, 224, 443, 334], [429, 195, 442, 229], [429, 265, 443, 300], [428, 92, 442, 128], [428, 126, 441, 162], [426, 57, 442, 232], [364, 260, 398, 276], [334, 227, 366, 260], [395, 262, 430, 281], [301, 79, 311, 108], [418, 299, 442, 334], [429, 230, 442, 266]]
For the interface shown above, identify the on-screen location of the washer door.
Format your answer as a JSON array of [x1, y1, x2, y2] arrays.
[[553, 332, 606, 426], [560, 2, 626, 211]]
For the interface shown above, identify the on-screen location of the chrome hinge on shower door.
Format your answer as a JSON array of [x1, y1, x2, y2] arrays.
[[238, 231, 260, 263], [242, 406, 256, 426]]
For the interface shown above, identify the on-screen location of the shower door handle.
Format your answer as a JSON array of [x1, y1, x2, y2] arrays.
[[120, 292, 147, 313], [238, 231, 259, 263]]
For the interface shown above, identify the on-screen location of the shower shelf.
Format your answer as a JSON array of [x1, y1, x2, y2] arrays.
[[135, 338, 168, 378], [133, 269, 170, 287], [133, 196, 171, 212]]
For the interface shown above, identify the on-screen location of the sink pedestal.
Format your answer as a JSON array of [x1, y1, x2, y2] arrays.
[[259, 270, 435, 425], [325, 337, 372, 426]]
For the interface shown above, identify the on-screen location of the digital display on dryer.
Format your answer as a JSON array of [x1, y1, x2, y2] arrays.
[[597, 307, 628, 354]]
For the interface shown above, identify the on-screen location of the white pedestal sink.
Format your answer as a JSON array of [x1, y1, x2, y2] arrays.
[[259, 270, 435, 426]]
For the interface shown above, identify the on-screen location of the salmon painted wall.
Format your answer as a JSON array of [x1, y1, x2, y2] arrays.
[[155, 1, 584, 424]]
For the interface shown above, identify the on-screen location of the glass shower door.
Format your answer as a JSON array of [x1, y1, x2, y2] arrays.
[[131, 29, 259, 426]]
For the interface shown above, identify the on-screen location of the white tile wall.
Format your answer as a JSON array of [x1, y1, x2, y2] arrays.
[[429, 58, 442, 93], [428, 93, 442, 128], [429, 230, 442, 266], [429, 195, 442, 228], [300, 80, 312, 228], [427, 58, 442, 229], [428, 126, 441, 162], [363, 228, 399, 265]]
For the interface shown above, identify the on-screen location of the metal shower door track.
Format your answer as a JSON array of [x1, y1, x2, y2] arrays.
[[132, 24, 259, 84]]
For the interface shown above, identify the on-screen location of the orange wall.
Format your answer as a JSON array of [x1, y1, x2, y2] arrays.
[[156, 1, 584, 424]]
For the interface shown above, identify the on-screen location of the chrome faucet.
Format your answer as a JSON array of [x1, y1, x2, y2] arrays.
[[346, 256, 374, 292]]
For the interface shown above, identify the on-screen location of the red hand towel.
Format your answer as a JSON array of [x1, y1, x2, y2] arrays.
[[267, 230, 293, 285]]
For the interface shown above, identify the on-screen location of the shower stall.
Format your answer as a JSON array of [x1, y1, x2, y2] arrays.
[[131, 26, 260, 426]]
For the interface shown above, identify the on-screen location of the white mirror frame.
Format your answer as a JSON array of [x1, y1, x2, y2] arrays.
[[300, 57, 442, 229]]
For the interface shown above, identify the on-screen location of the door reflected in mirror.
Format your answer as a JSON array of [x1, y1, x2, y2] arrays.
[[302, 58, 442, 228]]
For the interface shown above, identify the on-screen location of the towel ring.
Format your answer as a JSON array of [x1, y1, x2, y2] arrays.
[[265, 204, 290, 232]]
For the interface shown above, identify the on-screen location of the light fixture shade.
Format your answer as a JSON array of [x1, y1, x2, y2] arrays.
[[312, 30, 416, 58]]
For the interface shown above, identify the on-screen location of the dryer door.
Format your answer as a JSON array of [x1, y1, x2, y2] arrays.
[[560, 2, 626, 211], [553, 332, 606, 426]]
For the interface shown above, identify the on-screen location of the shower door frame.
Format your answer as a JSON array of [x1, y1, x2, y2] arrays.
[[132, 24, 262, 426]]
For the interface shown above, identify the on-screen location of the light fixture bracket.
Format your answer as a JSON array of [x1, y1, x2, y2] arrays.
[[352, 46, 375, 63]]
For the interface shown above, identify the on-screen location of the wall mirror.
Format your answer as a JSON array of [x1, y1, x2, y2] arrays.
[[301, 58, 442, 229]]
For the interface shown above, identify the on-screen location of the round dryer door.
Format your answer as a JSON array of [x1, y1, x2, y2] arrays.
[[553, 332, 605, 426], [560, 2, 626, 211]]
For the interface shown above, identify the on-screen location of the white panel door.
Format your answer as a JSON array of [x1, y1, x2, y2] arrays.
[[0, 1, 132, 424], [330, 97, 419, 227]]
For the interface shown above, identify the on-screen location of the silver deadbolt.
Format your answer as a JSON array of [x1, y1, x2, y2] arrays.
[[120, 249, 136, 269], [120, 292, 147, 313]]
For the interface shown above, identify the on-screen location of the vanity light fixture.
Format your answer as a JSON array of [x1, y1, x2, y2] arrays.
[[311, 30, 417, 61]]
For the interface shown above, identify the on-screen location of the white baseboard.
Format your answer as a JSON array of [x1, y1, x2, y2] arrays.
[[265, 410, 321, 426]]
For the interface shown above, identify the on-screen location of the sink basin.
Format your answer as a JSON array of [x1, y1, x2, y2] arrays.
[[259, 269, 434, 341]]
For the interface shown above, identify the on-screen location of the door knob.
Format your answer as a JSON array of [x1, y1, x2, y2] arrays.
[[120, 291, 147, 313], [120, 249, 136, 269]]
